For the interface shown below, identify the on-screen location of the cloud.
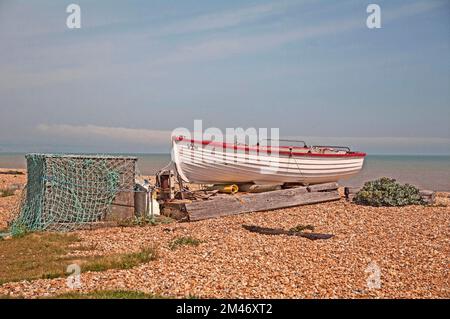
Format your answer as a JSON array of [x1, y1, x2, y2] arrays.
[[146, 1, 298, 37], [286, 136, 450, 154], [148, 0, 446, 68], [37, 124, 172, 146], [149, 17, 359, 68], [384, 0, 446, 21], [35, 124, 450, 154], [0, 67, 90, 90], [1, 0, 446, 90]]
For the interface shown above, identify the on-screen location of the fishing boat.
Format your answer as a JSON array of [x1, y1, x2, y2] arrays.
[[171, 135, 366, 185]]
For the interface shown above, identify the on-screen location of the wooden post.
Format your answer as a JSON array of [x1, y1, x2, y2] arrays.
[[344, 187, 361, 201], [177, 173, 185, 200], [159, 170, 175, 200]]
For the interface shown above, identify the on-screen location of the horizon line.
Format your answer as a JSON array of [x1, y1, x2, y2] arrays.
[[0, 151, 449, 157]]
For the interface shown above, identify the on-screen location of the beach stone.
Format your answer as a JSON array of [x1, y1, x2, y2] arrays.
[[419, 190, 436, 205], [419, 190, 435, 197]]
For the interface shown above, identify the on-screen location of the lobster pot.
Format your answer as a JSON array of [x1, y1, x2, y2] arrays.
[[13, 154, 137, 232]]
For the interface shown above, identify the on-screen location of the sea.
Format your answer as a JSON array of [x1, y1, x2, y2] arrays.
[[1, 153, 449, 191]]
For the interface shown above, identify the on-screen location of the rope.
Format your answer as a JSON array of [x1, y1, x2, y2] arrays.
[[291, 149, 304, 181]]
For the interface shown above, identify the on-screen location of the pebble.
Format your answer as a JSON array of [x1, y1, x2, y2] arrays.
[[1, 171, 449, 298]]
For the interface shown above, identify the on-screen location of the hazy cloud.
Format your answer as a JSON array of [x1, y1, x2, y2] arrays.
[[150, 0, 446, 67], [35, 124, 450, 155], [37, 124, 172, 145], [146, 1, 295, 37]]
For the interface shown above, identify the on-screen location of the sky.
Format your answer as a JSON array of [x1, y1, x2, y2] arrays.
[[0, 0, 449, 154]]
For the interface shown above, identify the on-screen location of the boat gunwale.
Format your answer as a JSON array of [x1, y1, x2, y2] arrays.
[[174, 136, 367, 158]]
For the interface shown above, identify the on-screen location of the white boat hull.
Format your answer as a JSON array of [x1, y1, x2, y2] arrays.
[[172, 138, 365, 185]]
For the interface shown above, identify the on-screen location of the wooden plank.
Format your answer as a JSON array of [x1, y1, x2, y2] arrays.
[[307, 182, 339, 192], [242, 225, 333, 240], [185, 187, 340, 221], [104, 204, 135, 221], [113, 191, 134, 206], [161, 202, 189, 221], [282, 182, 305, 189], [0, 170, 24, 175], [238, 184, 282, 193]]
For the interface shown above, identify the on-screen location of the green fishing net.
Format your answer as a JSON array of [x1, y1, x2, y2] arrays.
[[10, 154, 137, 235]]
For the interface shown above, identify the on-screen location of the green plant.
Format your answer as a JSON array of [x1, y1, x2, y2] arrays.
[[354, 177, 424, 207], [0, 294, 23, 299], [0, 233, 158, 284], [10, 222, 28, 238], [0, 232, 80, 284], [82, 245, 158, 272], [169, 236, 202, 250], [3, 290, 165, 299], [41, 272, 64, 280], [49, 290, 162, 299]]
